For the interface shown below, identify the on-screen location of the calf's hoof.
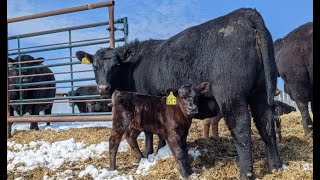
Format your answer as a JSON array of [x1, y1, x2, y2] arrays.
[[109, 167, 117, 171]]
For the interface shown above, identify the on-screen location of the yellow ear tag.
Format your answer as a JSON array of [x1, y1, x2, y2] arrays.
[[166, 91, 177, 105], [81, 56, 90, 64]]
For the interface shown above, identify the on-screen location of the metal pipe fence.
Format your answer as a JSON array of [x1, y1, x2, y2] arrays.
[[7, 1, 129, 137]]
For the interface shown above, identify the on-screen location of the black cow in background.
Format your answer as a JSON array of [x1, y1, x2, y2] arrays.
[[66, 86, 111, 113], [10, 55, 56, 130], [8, 57, 27, 116], [76, 8, 284, 179], [274, 22, 313, 135]]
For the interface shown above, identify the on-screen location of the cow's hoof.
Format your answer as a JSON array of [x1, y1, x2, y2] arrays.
[[270, 164, 287, 174], [240, 172, 255, 180], [304, 126, 313, 137]]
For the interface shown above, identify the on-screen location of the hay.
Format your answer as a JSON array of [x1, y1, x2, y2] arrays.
[[7, 112, 313, 179]]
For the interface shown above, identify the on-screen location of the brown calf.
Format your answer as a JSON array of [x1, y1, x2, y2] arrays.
[[109, 82, 210, 178]]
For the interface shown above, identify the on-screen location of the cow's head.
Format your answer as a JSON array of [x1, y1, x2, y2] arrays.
[[165, 82, 210, 117], [75, 48, 134, 97], [13, 55, 45, 84]]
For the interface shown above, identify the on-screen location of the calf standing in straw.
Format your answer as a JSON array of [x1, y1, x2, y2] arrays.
[[109, 82, 210, 178]]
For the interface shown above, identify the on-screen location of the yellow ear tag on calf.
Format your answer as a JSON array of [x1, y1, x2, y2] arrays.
[[81, 56, 90, 64], [166, 91, 177, 105]]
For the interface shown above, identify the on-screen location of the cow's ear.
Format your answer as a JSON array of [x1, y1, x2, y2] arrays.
[[198, 82, 210, 94], [34, 57, 45, 65], [76, 51, 93, 64], [122, 49, 136, 63], [8, 57, 16, 68], [165, 88, 178, 97]]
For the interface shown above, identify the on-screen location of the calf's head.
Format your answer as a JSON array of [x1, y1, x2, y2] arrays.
[[165, 82, 210, 117], [75, 48, 134, 97]]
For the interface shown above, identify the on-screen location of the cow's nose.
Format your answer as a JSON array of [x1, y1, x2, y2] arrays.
[[97, 84, 109, 94], [22, 78, 29, 83]]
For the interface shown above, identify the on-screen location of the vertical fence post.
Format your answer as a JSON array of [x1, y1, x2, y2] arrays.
[[108, 3, 115, 48], [68, 30, 75, 113], [123, 17, 128, 44], [7, 30, 12, 138], [17, 37, 23, 116]]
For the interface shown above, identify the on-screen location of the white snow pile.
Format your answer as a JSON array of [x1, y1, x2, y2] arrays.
[[78, 165, 134, 180], [7, 138, 130, 172], [135, 145, 201, 175]]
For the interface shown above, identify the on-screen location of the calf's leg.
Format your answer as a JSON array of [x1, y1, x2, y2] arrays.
[[167, 131, 192, 178], [202, 118, 211, 139], [144, 132, 154, 156], [109, 129, 125, 170], [125, 129, 144, 161], [211, 116, 221, 140]]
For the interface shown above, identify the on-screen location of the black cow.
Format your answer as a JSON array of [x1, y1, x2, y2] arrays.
[[11, 55, 56, 130], [274, 22, 313, 135], [8, 57, 27, 116], [67, 86, 111, 112], [76, 8, 283, 179]]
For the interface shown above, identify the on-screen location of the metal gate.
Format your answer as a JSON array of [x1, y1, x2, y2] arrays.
[[7, 1, 127, 137]]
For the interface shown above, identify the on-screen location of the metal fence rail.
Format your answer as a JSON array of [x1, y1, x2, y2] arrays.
[[7, 1, 128, 137]]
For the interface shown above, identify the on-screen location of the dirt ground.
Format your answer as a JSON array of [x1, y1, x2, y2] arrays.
[[7, 112, 313, 180]]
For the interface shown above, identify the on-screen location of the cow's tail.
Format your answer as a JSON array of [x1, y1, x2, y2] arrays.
[[248, 9, 277, 105]]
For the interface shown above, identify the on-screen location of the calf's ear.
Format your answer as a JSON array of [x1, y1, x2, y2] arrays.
[[76, 51, 94, 64], [198, 82, 210, 94], [165, 88, 178, 97]]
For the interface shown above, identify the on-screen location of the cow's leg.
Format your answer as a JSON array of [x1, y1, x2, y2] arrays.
[[44, 107, 52, 126], [249, 93, 283, 174], [144, 132, 154, 156], [311, 99, 313, 113], [167, 131, 192, 178], [202, 118, 210, 139], [223, 100, 254, 180], [30, 106, 39, 130], [125, 129, 144, 161], [109, 129, 125, 170], [211, 116, 220, 140], [296, 101, 313, 135], [156, 135, 166, 152]]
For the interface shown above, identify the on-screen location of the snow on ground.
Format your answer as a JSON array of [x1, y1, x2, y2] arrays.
[[8, 122, 201, 179]]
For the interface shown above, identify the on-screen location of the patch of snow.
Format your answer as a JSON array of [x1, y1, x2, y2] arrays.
[[303, 163, 311, 171], [78, 165, 133, 180], [135, 145, 202, 175], [188, 149, 201, 158], [7, 138, 130, 173]]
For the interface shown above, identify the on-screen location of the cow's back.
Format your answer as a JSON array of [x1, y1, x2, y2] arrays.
[[132, 8, 272, 108], [274, 22, 313, 100]]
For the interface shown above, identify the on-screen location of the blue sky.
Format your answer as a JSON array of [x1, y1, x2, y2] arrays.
[[7, 0, 313, 92]]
